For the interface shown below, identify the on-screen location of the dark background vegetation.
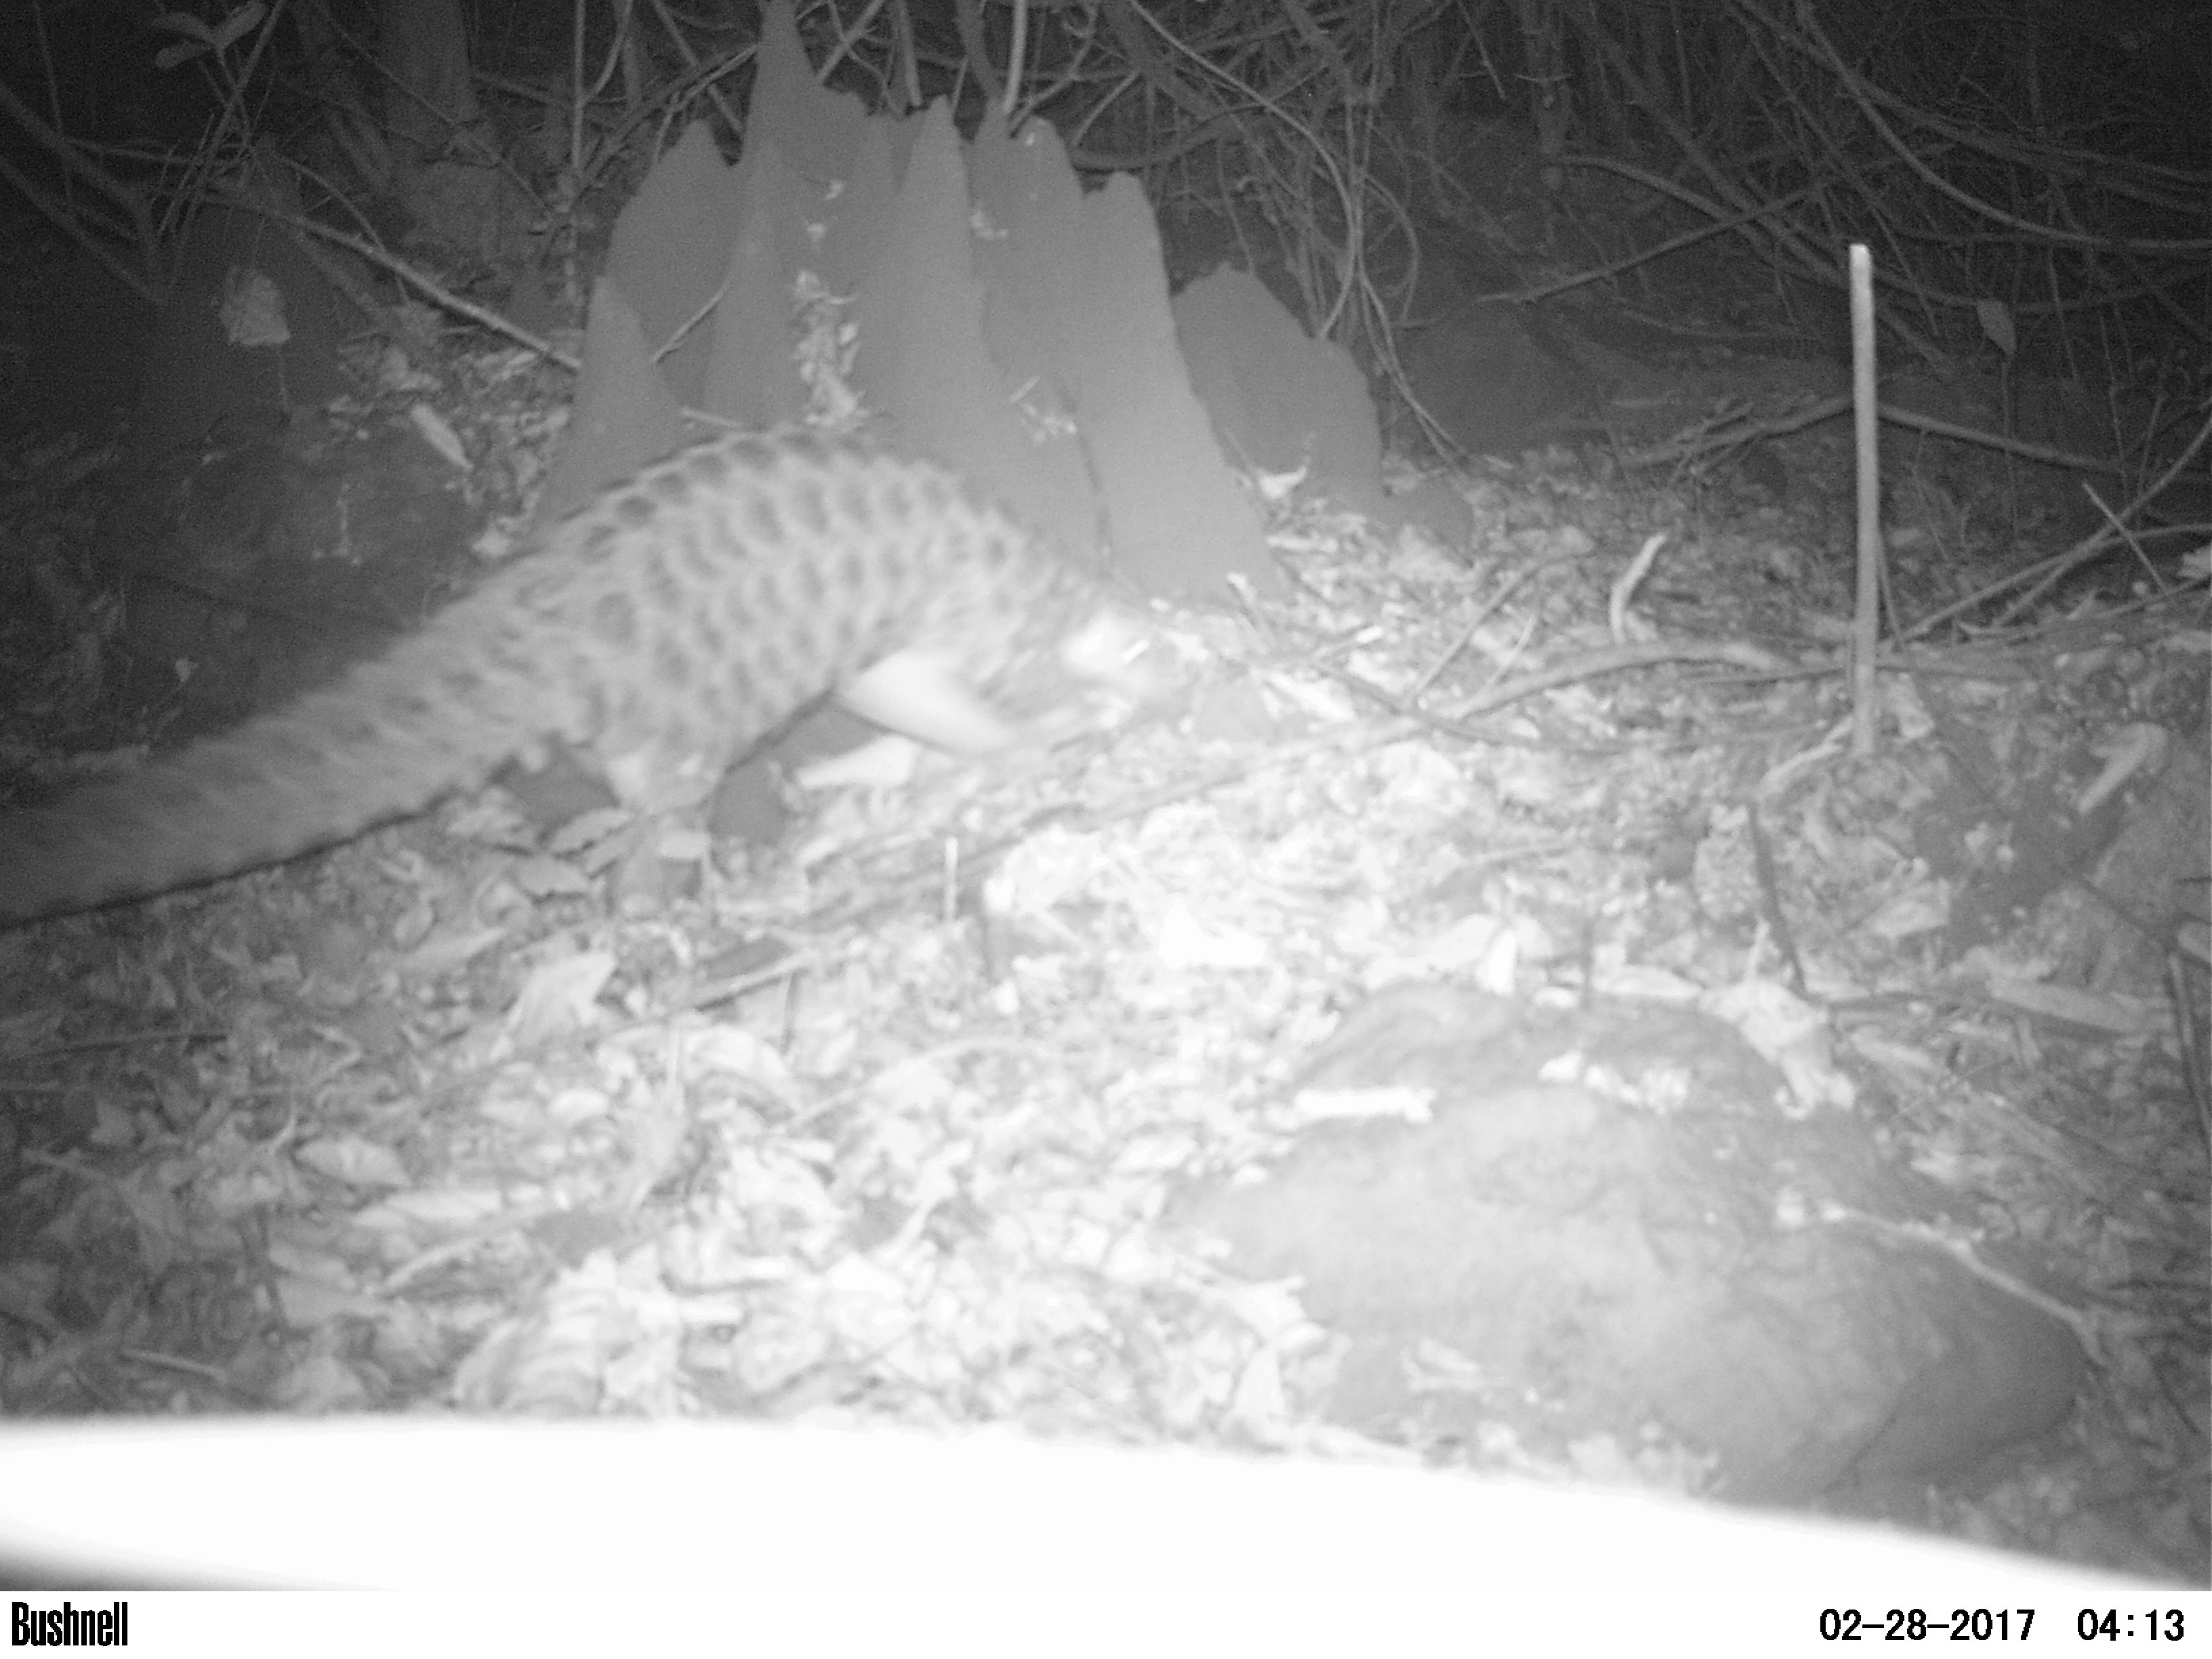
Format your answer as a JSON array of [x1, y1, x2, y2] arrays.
[[1, 0, 2205, 446]]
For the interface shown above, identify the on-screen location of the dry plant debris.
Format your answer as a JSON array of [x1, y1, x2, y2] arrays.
[[0, 413, 2204, 1580]]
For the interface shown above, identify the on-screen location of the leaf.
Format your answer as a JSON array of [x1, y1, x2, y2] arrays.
[[296, 1134, 411, 1191], [506, 949, 617, 1047], [1975, 298, 2016, 357], [149, 12, 217, 43], [209, 2, 268, 54]]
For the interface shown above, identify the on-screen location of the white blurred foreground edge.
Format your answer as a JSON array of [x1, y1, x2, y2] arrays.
[[0, 1418, 2160, 1592]]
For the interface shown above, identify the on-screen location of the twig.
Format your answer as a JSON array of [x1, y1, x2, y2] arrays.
[[208, 186, 579, 371], [1906, 408, 2212, 638]]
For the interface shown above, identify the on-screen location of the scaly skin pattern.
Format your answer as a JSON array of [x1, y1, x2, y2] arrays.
[[0, 430, 1113, 925]]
